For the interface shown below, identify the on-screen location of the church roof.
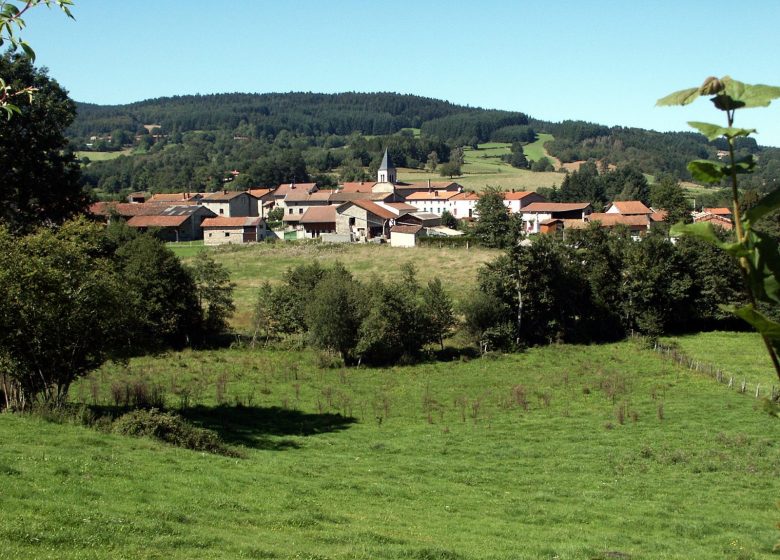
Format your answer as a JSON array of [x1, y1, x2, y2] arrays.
[[379, 148, 394, 171]]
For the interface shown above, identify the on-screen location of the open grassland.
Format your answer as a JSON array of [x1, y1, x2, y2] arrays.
[[2, 341, 779, 559], [663, 331, 777, 388], [522, 133, 556, 164], [397, 140, 564, 193], [76, 149, 133, 163], [170, 241, 500, 331]]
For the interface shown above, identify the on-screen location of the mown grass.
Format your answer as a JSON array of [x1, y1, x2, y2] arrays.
[[662, 331, 778, 388], [522, 133, 555, 163], [76, 149, 133, 163], [170, 241, 500, 331], [2, 341, 779, 559]]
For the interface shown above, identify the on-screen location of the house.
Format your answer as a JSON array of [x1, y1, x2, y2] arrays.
[[279, 190, 332, 218], [450, 191, 480, 220], [539, 218, 564, 234], [394, 180, 462, 198], [336, 199, 397, 241], [146, 192, 203, 205], [703, 207, 733, 219], [200, 190, 253, 217], [693, 211, 733, 230], [127, 191, 149, 204], [88, 201, 163, 223], [605, 201, 653, 216], [202, 216, 266, 245], [520, 202, 592, 233], [404, 190, 459, 215], [390, 224, 425, 248], [273, 182, 318, 203], [248, 188, 276, 217], [586, 213, 652, 236], [125, 205, 216, 241], [502, 191, 546, 214], [298, 206, 337, 239]]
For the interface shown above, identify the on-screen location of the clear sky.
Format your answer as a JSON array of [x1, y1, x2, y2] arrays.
[[20, 0, 780, 146]]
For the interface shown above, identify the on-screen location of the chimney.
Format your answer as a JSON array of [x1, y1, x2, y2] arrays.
[[435, 191, 438, 197], [427, 179, 431, 190], [223, 189, 227, 195]]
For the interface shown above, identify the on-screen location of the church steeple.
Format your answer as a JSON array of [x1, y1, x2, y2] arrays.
[[377, 148, 396, 184]]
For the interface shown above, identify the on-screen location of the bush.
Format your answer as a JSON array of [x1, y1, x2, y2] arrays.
[[112, 408, 240, 457]]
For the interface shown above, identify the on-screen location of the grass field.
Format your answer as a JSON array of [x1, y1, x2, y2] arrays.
[[522, 133, 556, 163], [396, 139, 564, 193], [663, 331, 778, 388], [169, 242, 501, 331], [2, 340, 779, 559], [77, 149, 133, 163]]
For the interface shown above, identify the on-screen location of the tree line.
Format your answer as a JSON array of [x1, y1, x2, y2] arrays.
[[462, 225, 746, 351]]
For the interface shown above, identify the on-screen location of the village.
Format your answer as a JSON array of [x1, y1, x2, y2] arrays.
[[89, 149, 735, 247]]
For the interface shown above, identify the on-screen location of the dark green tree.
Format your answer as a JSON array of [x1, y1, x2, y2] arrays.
[[0, 54, 86, 233], [189, 251, 235, 335], [650, 175, 692, 225], [0, 219, 128, 409], [474, 187, 510, 248], [420, 278, 457, 350]]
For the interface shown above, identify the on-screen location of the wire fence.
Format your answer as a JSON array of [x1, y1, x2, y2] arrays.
[[636, 334, 779, 401]]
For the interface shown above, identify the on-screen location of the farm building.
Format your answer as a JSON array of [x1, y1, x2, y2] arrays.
[[200, 190, 253, 217], [125, 206, 216, 241], [202, 217, 266, 245]]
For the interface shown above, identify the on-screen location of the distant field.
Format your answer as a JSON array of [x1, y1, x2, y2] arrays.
[[77, 149, 133, 163], [171, 241, 500, 331], [3, 340, 779, 559], [522, 132, 555, 163], [396, 139, 564, 192]]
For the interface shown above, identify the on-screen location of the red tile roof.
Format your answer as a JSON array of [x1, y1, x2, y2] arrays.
[[201, 190, 249, 202], [147, 193, 199, 203], [339, 182, 377, 193], [587, 213, 651, 227], [349, 199, 397, 219], [275, 183, 318, 197], [404, 190, 458, 201], [248, 188, 275, 199], [450, 192, 480, 201], [391, 224, 423, 234], [703, 207, 732, 216], [300, 206, 336, 224], [522, 202, 592, 213], [502, 191, 538, 200], [607, 201, 652, 215], [202, 217, 261, 228], [650, 210, 668, 222], [89, 202, 163, 217], [126, 215, 191, 228]]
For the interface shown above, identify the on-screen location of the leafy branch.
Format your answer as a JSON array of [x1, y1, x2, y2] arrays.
[[658, 76, 780, 382], [0, 0, 73, 118]]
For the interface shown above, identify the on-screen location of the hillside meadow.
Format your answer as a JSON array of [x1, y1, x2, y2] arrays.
[[169, 241, 501, 331], [1, 340, 779, 559], [396, 141, 564, 192]]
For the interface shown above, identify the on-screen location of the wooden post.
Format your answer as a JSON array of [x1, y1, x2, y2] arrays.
[[756, 384, 761, 398]]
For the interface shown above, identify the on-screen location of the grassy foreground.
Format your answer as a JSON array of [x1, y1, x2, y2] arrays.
[[2, 341, 779, 559]]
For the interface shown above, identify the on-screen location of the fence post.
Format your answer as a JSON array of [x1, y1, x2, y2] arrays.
[[728, 377, 733, 388], [756, 384, 761, 398], [741, 379, 746, 394]]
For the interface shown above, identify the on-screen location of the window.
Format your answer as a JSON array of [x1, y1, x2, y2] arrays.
[[225, 232, 230, 237], [299, 208, 303, 214], [288, 208, 293, 214], [349, 217, 355, 226], [219, 208, 224, 215]]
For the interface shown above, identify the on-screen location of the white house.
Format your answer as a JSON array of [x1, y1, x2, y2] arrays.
[[520, 202, 592, 234]]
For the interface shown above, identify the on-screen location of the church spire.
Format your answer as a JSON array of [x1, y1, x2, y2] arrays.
[[377, 148, 396, 184]]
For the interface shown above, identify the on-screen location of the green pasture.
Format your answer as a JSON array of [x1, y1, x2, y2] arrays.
[[396, 139, 564, 192], [170, 241, 500, 331], [522, 133, 555, 163], [2, 341, 779, 559], [77, 149, 132, 163], [663, 331, 778, 388]]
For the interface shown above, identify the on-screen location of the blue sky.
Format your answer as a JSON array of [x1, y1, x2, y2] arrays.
[[21, 0, 780, 146]]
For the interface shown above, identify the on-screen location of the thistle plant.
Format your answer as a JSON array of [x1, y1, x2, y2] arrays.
[[658, 77, 780, 383]]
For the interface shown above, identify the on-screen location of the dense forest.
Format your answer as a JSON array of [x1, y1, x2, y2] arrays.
[[68, 92, 780, 200]]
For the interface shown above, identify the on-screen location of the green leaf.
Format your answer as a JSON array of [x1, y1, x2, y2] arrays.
[[726, 155, 756, 175], [687, 160, 726, 183], [744, 188, 780, 225], [669, 222, 745, 256], [687, 121, 755, 140], [747, 230, 780, 304], [729, 305, 780, 347], [724, 78, 780, 108], [656, 87, 700, 106], [20, 41, 35, 61], [712, 94, 744, 111]]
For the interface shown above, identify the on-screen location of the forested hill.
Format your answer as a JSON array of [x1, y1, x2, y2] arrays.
[[70, 92, 529, 141]]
